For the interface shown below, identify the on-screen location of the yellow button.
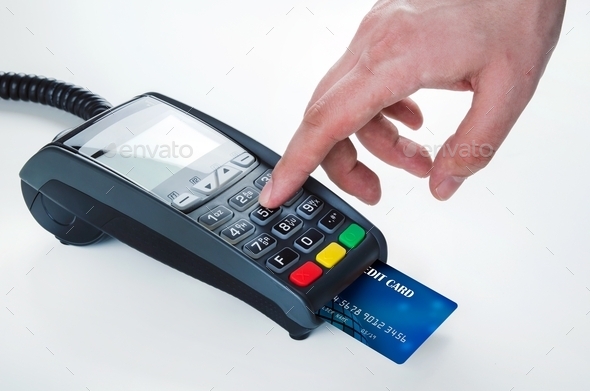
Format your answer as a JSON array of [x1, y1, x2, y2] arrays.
[[316, 242, 346, 268]]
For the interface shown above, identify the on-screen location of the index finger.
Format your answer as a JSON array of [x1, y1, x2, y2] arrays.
[[259, 62, 416, 208]]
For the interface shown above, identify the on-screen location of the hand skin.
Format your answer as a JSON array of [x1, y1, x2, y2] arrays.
[[259, 0, 566, 208]]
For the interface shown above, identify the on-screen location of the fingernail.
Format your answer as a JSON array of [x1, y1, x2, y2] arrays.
[[435, 176, 466, 201], [258, 177, 273, 206]]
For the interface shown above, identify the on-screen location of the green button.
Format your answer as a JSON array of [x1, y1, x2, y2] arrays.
[[338, 223, 365, 249]]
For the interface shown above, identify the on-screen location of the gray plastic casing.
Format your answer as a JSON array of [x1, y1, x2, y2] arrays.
[[19, 93, 388, 334]]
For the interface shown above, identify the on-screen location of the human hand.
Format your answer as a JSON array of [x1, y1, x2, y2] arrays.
[[259, 0, 566, 208]]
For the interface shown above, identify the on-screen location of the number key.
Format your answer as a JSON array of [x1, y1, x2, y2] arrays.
[[243, 233, 277, 259], [294, 228, 324, 253], [220, 219, 255, 244], [228, 187, 259, 211], [271, 214, 303, 239], [250, 205, 282, 226], [198, 205, 233, 230], [254, 169, 272, 190], [296, 195, 324, 220]]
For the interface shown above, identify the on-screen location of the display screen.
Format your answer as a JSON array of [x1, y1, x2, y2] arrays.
[[65, 96, 246, 197], [94, 115, 221, 190]]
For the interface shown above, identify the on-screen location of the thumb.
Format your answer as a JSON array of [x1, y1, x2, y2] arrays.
[[429, 70, 536, 200]]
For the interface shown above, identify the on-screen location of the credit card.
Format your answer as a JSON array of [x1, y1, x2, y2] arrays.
[[318, 260, 457, 364]]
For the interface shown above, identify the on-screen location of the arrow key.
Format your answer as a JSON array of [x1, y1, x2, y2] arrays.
[[216, 165, 241, 187], [192, 173, 218, 195]]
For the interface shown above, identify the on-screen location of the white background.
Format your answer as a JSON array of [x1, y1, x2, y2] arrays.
[[1, 1, 589, 390]]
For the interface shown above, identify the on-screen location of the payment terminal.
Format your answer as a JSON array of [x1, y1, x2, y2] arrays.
[[19, 93, 387, 339]]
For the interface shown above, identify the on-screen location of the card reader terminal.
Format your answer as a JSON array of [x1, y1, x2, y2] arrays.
[[19, 93, 387, 339]]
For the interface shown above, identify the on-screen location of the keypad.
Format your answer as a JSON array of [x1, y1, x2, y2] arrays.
[[296, 195, 324, 220], [243, 233, 277, 259], [250, 206, 282, 226], [272, 214, 303, 239], [194, 164, 369, 292], [228, 187, 259, 211], [220, 219, 255, 244]]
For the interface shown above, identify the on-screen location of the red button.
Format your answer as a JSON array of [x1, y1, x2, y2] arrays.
[[289, 261, 323, 287]]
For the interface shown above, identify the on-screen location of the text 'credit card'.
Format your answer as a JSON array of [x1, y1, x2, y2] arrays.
[[318, 260, 458, 364]]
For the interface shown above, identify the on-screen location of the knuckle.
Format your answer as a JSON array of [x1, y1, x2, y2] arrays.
[[363, 31, 399, 65], [358, 10, 420, 89], [454, 142, 496, 170], [301, 99, 341, 143], [371, 11, 413, 48], [370, 112, 386, 124], [302, 99, 326, 129]]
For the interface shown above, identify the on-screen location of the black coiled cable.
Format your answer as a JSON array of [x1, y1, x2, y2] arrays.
[[0, 72, 112, 121]]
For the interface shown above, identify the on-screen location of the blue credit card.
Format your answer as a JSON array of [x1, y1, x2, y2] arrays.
[[318, 260, 457, 364]]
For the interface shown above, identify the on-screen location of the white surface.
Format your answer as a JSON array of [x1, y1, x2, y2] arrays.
[[1, 1, 589, 390]]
